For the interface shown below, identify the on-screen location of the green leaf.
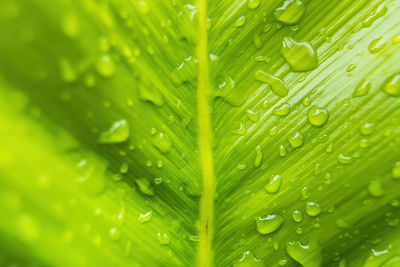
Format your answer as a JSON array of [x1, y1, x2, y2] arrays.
[[0, 0, 400, 266]]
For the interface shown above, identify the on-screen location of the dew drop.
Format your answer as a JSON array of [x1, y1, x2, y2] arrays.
[[281, 37, 318, 71], [247, 0, 260, 9], [306, 202, 321, 216], [59, 58, 77, 82], [368, 180, 384, 197], [247, 109, 259, 122], [286, 240, 323, 267], [336, 218, 350, 229], [279, 144, 286, 157], [269, 126, 278, 136], [289, 132, 304, 148], [353, 80, 371, 97], [139, 86, 164, 106], [368, 37, 387, 53], [264, 175, 282, 193], [255, 70, 288, 97], [360, 122, 375, 136], [307, 106, 329, 127], [253, 34, 262, 49], [303, 97, 311, 106], [274, 0, 305, 25], [362, 4, 387, 28], [254, 145, 263, 168], [273, 103, 291, 116], [292, 210, 303, 223], [97, 55, 115, 78], [233, 123, 247, 135], [337, 154, 353, 165], [256, 214, 284, 234], [157, 232, 170, 245], [108, 227, 121, 241], [135, 178, 154, 196], [392, 161, 400, 179], [234, 16, 246, 27], [381, 73, 400, 96], [152, 132, 172, 153], [139, 211, 152, 223], [98, 119, 130, 144]]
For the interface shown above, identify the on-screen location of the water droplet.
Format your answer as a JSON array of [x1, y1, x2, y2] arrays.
[[264, 175, 282, 193], [97, 55, 115, 78], [362, 4, 387, 27], [109, 227, 121, 241], [136, 0, 149, 13], [368, 180, 384, 197], [253, 34, 262, 49], [368, 37, 387, 53], [393, 33, 400, 44], [274, 0, 305, 25], [281, 37, 318, 71], [292, 210, 303, 223], [234, 16, 246, 27], [62, 13, 80, 38], [234, 251, 263, 266], [303, 97, 311, 106], [306, 202, 321, 216], [157, 232, 170, 245], [392, 161, 400, 179], [98, 119, 130, 144], [279, 144, 286, 157], [19, 214, 40, 242], [255, 70, 288, 97], [360, 122, 375, 136], [336, 218, 350, 229], [139, 86, 164, 106], [286, 240, 323, 267], [346, 64, 356, 72], [326, 143, 333, 153], [307, 106, 329, 127], [247, 0, 260, 9], [289, 132, 304, 148], [353, 80, 371, 97], [256, 214, 284, 234], [139, 211, 152, 223], [337, 154, 353, 165], [247, 109, 259, 122], [59, 58, 77, 82], [152, 132, 172, 153], [381, 73, 400, 96], [135, 178, 154, 196], [269, 126, 278, 136], [119, 162, 129, 174], [233, 123, 247, 135], [254, 145, 263, 168], [273, 103, 291, 116], [296, 227, 303, 235]]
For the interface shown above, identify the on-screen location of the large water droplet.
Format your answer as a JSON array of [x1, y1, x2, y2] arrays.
[[152, 132, 172, 153], [273, 103, 291, 116], [353, 80, 371, 97], [368, 37, 387, 53], [135, 178, 154, 196], [307, 106, 329, 127], [256, 214, 284, 234], [292, 210, 303, 223], [360, 122, 375, 136], [286, 240, 323, 267], [157, 232, 170, 245], [139, 86, 164, 106], [264, 175, 282, 193], [247, 0, 260, 9], [139, 211, 152, 223], [392, 161, 400, 179], [98, 119, 130, 144], [368, 180, 384, 197], [362, 4, 387, 27], [255, 70, 288, 97], [381, 73, 400, 96], [97, 55, 115, 78], [281, 37, 318, 72], [274, 0, 305, 25], [254, 145, 263, 168], [305, 202, 321, 216], [289, 132, 304, 148]]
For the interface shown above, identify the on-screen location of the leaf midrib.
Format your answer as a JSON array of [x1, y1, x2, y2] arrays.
[[196, 0, 215, 266]]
